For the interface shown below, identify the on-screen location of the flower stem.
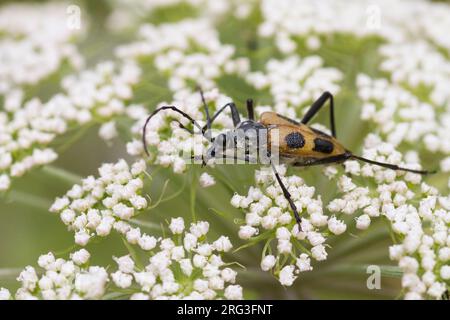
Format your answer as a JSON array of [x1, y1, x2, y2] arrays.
[[0, 268, 22, 279], [40, 165, 81, 186], [129, 219, 163, 232], [7, 190, 51, 212], [190, 167, 198, 221], [315, 264, 402, 278]]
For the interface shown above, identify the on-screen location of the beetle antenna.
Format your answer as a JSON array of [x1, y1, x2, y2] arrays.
[[142, 106, 204, 156], [350, 155, 436, 175]]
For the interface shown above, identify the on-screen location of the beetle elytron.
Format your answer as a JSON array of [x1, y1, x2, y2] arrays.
[[142, 90, 434, 229]]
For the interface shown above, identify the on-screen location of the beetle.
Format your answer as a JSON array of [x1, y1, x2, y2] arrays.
[[142, 90, 434, 229]]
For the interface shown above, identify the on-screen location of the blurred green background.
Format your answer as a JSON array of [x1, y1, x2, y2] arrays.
[[1, 0, 447, 299]]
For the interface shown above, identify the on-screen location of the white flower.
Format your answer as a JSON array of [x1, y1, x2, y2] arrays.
[[193, 279, 209, 292], [99, 121, 118, 141], [74, 230, 91, 246], [129, 195, 147, 210], [199, 172, 216, 188], [399, 257, 419, 273], [113, 255, 135, 273], [276, 227, 291, 240], [261, 255, 277, 271], [0, 174, 11, 191], [427, 282, 447, 299], [0, 288, 11, 300], [169, 217, 185, 234], [213, 236, 232, 252], [277, 239, 292, 254], [221, 268, 237, 283], [404, 292, 423, 300], [224, 285, 243, 300], [139, 235, 158, 251], [190, 221, 209, 237], [130, 293, 149, 300], [112, 203, 134, 219], [296, 254, 313, 272], [307, 232, 326, 246], [74, 267, 109, 299], [356, 214, 371, 230], [179, 259, 193, 277], [238, 225, 258, 239], [134, 272, 156, 292], [279, 266, 296, 286], [38, 252, 55, 269], [328, 217, 347, 235], [440, 266, 450, 280], [389, 245, 404, 261], [111, 271, 133, 288], [230, 194, 243, 208], [183, 233, 198, 251], [71, 249, 90, 265], [311, 245, 327, 261]]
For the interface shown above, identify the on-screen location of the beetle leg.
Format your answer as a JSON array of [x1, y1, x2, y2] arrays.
[[301, 91, 336, 138], [246, 99, 254, 120], [201, 102, 241, 135], [270, 160, 302, 230]]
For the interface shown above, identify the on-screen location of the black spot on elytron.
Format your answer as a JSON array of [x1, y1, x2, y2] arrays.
[[285, 132, 305, 149], [313, 138, 334, 154], [277, 113, 300, 125]]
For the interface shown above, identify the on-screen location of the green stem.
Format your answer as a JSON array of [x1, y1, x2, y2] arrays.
[[0, 268, 22, 279], [237, 268, 275, 284], [129, 219, 163, 232], [6, 190, 51, 212], [41, 165, 81, 186], [190, 167, 198, 221], [56, 122, 94, 154], [315, 264, 402, 278], [121, 237, 144, 271], [329, 226, 390, 261]]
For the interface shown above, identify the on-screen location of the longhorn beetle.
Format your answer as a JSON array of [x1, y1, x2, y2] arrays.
[[142, 90, 434, 229]]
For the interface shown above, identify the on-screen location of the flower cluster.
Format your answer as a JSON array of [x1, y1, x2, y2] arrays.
[[258, 0, 450, 52], [1, 249, 108, 300], [0, 2, 83, 95], [107, 0, 252, 32], [116, 19, 249, 91], [1, 0, 450, 301], [0, 60, 143, 192], [391, 194, 450, 300], [1, 217, 243, 300], [327, 135, 425, 227], [231, 165, 346, 286], [117, 18, 251, 173], [246, 56, 342, 119], [358, 42, 450, 186], [325, 135, 449, 299], [110, 217, 242, 299], [49, 159, 153, 247], [127, 88, 237, 173]]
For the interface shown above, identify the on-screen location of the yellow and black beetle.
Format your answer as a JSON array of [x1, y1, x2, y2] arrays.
[[143, 90, 434, 228]]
